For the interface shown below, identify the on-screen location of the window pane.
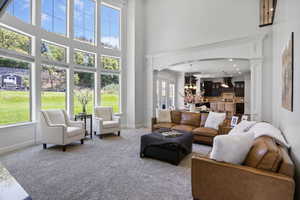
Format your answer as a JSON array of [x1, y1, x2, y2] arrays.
[[74, 0, 95, 44], [7, 0, 31, 23], [41, 65, 66, 110], [41, 0, 67, 36], [74, 71, 94, 114], [41, 41, 66, 62], [101, 56, 120, 71], [0, 57, 30, 125], [169, 84, 175, 108], [0, 27, 31, 55], [74, 50, 95, 67], [101, 74, 119, 113], [101, 5, 120, 49]]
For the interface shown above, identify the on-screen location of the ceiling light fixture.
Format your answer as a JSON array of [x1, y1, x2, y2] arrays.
[[229, 58, 233, 62]]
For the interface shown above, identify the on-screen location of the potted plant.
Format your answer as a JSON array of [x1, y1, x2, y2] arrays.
[[76, 89, 91, 114]]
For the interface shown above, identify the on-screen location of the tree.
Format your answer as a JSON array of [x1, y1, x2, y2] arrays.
[[0, 28, 30, 55]]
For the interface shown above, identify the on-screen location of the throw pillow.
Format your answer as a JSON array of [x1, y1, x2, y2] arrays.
[[156, 109, 172, 123], [229, 120, 257, 135], [210, 132, 255, 165], [204, 112, 226, 130]]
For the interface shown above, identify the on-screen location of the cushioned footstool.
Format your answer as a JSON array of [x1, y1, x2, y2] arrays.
[[140, 130, 193, 165]]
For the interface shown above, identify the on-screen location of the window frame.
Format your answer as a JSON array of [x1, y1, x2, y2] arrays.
[[73, 0, 97, 45], [0, 0, 126, 127], [41, 0, 68, 36], [100, 2, 121, 50], [0, 55, 33, 126], [7, 0, 32, 24]]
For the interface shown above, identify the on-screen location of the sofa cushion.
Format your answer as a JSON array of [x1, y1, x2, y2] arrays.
[[153, 122, 176, 130], [192, 127, 218, 137], [180, 112, 201, 127], [156, 109, 172, 123], [244, 136, 283, 172], [204, 112, 226, 130], [66, 127, 83, 137], [200, 113, 208, 127], [172, 125, 196, 133], [193, 135, 214, 145], [171, 110, 182, 124], [210, 132, 255, 165]]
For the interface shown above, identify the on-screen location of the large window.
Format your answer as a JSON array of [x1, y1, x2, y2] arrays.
[[101, 4, 120, 49], [41, 41, 66, 62], [101, 73, 119, 113], [74, 0, 95, 44], [74, 71, 94, 114], [0, 27, 31, 55], [0, 0, 124, 126], [74, 50, 95, 67], [7, 0, 31, 23], [41, 65, 67, 110], [41, 0, 67, 36], [0, 57, 31, 125]]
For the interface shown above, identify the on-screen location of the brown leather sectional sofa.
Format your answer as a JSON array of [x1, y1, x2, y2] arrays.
[[152, 111, 228, 145], [192, 136, 295, 200]]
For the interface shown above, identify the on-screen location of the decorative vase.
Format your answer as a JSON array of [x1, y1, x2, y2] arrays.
[[82, 104, 87, 114]]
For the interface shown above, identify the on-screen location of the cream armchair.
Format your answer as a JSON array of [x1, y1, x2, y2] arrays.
[[93, 106, 121, 139], [40, 109, 85, 151]]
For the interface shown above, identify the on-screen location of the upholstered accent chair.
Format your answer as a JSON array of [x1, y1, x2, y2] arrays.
[[40, 109, 85, 151], [93, 106, 121, 139]]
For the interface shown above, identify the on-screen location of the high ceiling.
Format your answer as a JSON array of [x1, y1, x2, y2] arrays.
[[167, 58, 250, 78]]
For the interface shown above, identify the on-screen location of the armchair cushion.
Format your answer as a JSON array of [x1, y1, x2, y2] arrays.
[[103, 121, 120, 129], [66, 127, 84, 137]]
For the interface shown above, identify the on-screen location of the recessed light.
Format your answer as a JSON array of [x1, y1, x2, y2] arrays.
[[229, 59, 233, 62], [238, 71, 242, 74], [236, 68, 240, 71], [233, 64, 237, 67]]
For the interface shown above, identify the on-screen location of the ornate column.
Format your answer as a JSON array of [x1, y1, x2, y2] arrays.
[[250, 58, 263, 121]]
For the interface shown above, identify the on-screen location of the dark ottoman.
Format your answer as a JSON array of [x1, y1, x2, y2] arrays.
[[140, 130, 193, 165]]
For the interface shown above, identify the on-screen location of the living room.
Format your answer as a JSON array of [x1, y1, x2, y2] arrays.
[[0, 0, 299, 200]]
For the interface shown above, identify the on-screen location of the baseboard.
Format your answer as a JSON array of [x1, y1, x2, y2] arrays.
[[0, 140, 35, 155]]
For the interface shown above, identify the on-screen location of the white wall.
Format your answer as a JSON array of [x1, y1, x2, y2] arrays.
[[144, 0, 260, 54], [271, 0, 300, 198], [126, 0, 145, 128], [0, 123, 36, 154]]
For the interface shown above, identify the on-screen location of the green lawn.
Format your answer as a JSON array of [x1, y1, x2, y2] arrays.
[[0, 90, 119, 126]]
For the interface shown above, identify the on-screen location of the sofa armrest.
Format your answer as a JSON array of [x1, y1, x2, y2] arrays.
[[192, 156, 295, 200], [151, 117, 157, 132]]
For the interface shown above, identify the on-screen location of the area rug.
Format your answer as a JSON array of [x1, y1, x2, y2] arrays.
[[0, 128, 211, 200]]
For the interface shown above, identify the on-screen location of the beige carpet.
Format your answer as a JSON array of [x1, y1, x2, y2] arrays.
[[0, 128, 211, 200]]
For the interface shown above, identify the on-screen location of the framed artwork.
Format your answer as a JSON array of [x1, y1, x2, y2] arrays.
[[259, 0, 277, 27], [282, 32, 294, 112], [231, 116, 239, 127]]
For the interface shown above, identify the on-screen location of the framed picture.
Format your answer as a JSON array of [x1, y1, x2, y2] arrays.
[[231, 116, 239, 127], [282, 32, 294, 112], [241, 115, 249, 121]]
